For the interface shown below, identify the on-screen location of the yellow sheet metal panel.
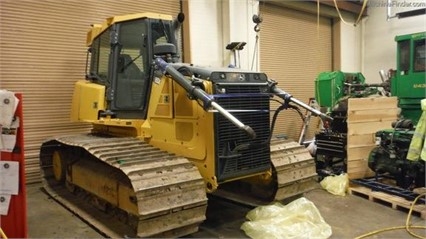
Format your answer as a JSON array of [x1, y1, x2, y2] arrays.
[[174, 82, 196, 118], [86, 24, 102, 46], [71, 80, 106, 122], [0, 0, 180, 183], [175, 121, 194, 141], [151, 77, 173, 118], [259, 3, 332, 141]]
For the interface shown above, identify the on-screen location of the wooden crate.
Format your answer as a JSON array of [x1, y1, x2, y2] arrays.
[[346, 97, 399, 179]]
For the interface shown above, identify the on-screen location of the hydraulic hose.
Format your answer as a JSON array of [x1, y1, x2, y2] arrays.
[[271, 85, 333, 123]]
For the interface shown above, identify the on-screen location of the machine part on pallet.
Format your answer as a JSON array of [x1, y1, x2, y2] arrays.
[[368, 126, 425, 189], [351, 178, 426, 204]]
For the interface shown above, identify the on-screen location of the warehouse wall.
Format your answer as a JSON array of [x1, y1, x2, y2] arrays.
[[224, 0, 259, 70], [259, 3, 333, 141], [337, 19, 363, 72], [186, 0, 258, 69], [362, 0, 426, 82], [186, 0, 224, 67], [0, 0, 181, 183]]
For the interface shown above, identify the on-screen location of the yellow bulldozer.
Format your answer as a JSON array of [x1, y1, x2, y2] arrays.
[[39, 12, 332, 238]]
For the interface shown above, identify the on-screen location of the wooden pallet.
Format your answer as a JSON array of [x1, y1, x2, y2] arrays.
[[349, 186, 426, 219]]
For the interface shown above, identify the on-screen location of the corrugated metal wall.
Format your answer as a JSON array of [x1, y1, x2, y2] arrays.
[[260, 3, 332, 141], [0, 0, 181, 183]]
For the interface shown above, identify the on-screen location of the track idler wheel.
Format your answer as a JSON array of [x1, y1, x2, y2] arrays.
[[52, 151, 67, 183]]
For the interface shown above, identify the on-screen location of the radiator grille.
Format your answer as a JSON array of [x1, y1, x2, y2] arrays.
[[214, 86, 271, 182]]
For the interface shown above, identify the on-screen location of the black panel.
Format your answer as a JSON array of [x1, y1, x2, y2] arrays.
[[214, 85, 271, 182], [315, 132, 347, 158]]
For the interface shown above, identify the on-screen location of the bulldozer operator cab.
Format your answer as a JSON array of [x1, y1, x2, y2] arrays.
[[86, 14, 178, 119]]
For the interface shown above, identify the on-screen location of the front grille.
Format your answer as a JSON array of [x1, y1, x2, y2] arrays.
[[214, 86, 271, 182]]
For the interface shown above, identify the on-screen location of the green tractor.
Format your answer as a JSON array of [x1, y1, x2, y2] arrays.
[[368, 32, 425, 189]]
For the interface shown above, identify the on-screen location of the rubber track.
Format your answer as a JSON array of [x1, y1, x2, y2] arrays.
[[40, 134, 208, 238]]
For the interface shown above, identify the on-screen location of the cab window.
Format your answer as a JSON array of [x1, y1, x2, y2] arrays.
[[414, 39, 425, 72]]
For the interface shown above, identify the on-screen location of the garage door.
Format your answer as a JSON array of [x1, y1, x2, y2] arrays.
[[260, 3, 332, 142], [0, 1, 181, 183]]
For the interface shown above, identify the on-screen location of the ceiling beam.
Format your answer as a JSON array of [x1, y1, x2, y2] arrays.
[[261, 1, 368, 17], [260, 0, 368, 19], [310, 0, 368, 16]]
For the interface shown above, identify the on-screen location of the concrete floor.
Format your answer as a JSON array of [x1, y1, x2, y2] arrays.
[[26, 182, 425, 239]]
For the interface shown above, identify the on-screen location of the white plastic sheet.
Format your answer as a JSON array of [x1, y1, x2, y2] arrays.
[[320, 173, 349, 196], [241, 197, 332, 239]]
